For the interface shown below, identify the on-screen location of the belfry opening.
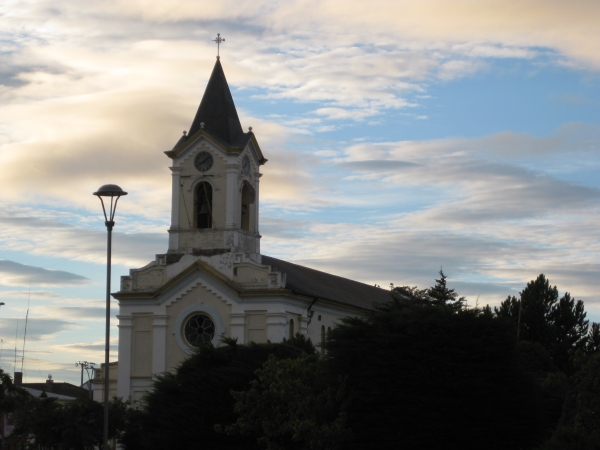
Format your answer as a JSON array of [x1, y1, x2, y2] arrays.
[[196, 181, 213, 229]]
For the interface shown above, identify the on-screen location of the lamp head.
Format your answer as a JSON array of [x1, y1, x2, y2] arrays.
[[93, 184, 128, 198], [93, 184, 127, 226]]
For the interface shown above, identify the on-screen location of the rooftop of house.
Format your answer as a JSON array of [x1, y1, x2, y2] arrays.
[[20, 381, 90, 400]]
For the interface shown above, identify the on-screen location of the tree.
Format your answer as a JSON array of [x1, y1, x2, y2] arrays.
[[15, 396, 64, 449], [221, 353, 351, 450], [495, 274, 589, 372], [0, 369, 29, 415], [517, 274, 559, 345], [585, 322, 600, 354], [391, 269, 465, 310], [573, 352, 600, 438], [427, 268, 465, 309], [549, 292, 589, 371], [14, 395, 128, 450], [325, 301, 543, 450], [540, 352, 600, 449], [124, 339, 310, 450]]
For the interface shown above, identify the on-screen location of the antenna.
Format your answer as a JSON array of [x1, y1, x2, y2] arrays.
[[21, 285, 31, 374], [14, 320, 19, 376]]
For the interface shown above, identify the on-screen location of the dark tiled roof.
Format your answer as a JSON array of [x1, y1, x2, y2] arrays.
[[188, 58, 246, 145], [261, 255, 391, 310], [22, 382, 90, 399]]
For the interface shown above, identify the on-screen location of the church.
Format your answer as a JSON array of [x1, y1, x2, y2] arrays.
[[94, 55, 391, 402]]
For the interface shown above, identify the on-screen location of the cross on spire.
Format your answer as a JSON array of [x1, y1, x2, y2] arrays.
[[213, 33, 225, 58]]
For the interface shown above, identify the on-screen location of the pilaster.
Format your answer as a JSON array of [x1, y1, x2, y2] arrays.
[[229, 313, 246, 343], [116, 315, 133, 399], [169, 166, 183, 251], [266, 313, 288, 343], [152, 315, 168, 375]]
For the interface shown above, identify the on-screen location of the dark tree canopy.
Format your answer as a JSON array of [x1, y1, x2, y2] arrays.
[[392, 269, 466, 310], [427, 268, 466, 309], [0, 369, 29, 415], [13, 396, 127, 450], [124, 339, 309, 450], [587, 323, 600, 354], [325, 300, 543, 450], [222, 353, 351, 450], [495, 274, 589, 373]]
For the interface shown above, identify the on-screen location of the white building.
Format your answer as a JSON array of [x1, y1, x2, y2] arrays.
[[94, 57, 391, 402]]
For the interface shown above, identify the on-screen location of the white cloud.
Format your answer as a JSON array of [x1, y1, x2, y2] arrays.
[[0, 206, 166, 268], [0, 260, 91, 287], [0, 318, 76, 341]]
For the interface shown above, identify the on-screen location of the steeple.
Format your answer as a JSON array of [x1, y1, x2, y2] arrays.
[[187, 58, 244, 145]]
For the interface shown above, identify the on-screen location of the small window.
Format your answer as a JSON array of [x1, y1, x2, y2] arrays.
[[196, 182, 213, 229], [289, 318, 294, 337]]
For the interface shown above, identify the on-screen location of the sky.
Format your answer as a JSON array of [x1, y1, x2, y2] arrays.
[[0, 0, 599, 385]]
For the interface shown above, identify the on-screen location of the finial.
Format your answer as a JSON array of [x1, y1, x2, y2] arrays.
[[200, 122, 205, 129], [213, 33, 225, 58], [248, 126, 253, 132], [183, 130, 187, 136]]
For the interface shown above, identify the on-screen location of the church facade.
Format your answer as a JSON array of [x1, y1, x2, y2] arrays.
[[104, 58, 391, 401]]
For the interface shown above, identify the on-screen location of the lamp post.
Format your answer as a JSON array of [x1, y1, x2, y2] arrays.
[[94, 184, 127, 450]]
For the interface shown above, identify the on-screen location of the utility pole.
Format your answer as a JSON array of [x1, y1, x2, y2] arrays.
[[75, 361, 96, 388]]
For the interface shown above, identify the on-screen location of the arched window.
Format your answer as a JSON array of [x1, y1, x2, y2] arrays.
[[195, 182, 213, 229], [289, 318, 294, 337], [240, 181, 255, 232]]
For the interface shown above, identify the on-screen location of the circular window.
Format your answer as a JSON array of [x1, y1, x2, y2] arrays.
[[183, 313, 216, 346]]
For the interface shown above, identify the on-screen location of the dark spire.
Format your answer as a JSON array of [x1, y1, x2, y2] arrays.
[[188, 59, 243, 145]]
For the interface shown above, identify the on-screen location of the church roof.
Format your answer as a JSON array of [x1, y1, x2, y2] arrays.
[[187, 58, 252, 147], [261, 255, 391, 310]]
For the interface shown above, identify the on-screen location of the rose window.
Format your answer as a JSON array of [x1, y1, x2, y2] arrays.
[[184, 313, 216, 346]]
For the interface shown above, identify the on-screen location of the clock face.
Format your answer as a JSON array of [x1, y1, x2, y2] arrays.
[[242, 155, 250, 175], [194, 151, 213, 172]]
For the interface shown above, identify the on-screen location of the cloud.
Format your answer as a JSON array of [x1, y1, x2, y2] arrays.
[[0, 290, 63, 300], [0, 318, 76, 341], [52, 342, 117, 354], [264, 215, 600, 313], [338, 127, 600, 224], [52, 307, 106, 320], [336, 160, 418, 171], [315, 107, 380, 121], [0, 206, 166, 268], [0, 260, 91, 287], [1, 2, 598, 220], [344, 123, 600, 162]]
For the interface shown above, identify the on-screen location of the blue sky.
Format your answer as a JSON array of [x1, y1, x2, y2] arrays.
[[1, 0, 599, 385]]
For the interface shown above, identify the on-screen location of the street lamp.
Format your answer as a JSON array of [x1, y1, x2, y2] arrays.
[[94, 184, 127, 450]]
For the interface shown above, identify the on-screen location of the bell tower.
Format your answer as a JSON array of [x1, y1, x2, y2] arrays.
[[164, 58, 267, 262]]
